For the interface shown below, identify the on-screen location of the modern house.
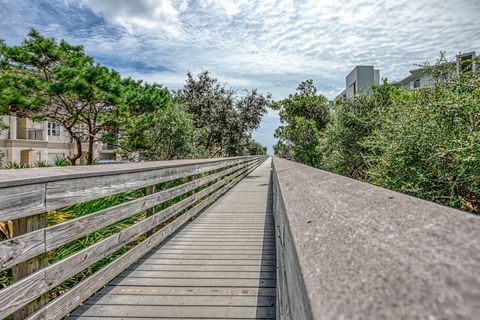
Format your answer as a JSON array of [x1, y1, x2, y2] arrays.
[[0, 115, 116, 166], [335, 66, 380, 100], [393, 51, 477, 90]]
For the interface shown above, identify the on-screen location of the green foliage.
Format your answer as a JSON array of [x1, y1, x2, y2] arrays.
[[273, 79, 330, 166], [176, 71, 270, 156], [4, 161, 29, 169], [364, 78, 480, 212], [143, 104, 194, 160], [0, 29, 122, 164], [51, 155, 72, 167], [33, 160, 50, 167], [318, 82, 398, 179], [277, 55, 480, 214], [1, 30, 269, 165], [118, 78, 173, 153]]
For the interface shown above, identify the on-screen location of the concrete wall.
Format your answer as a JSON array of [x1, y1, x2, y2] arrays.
[[272, 168, 312, 319], [272, 157, 480, 319], [345, 66, 379, 98]]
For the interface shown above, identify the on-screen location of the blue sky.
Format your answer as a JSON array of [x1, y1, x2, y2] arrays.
[[1, 0, 479, 154]]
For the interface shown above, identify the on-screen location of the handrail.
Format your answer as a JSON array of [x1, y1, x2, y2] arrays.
[[272, 157, 480, 320], [0, 156, 266, 319]]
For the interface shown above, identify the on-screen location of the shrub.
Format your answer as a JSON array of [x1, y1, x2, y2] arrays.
[[52, 155, 72, 167], [4, 161, 29, 169], [365, 81, 480, 213], [318, 83, 398, 180], [33, 160, 50, 167]]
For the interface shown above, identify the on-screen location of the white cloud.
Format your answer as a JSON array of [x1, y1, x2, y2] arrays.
[[77, 0, 183, 38], [2, 0, 479, 151]]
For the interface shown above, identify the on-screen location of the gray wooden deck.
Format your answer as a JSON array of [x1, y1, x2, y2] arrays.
[[70, 158, 275, 319]]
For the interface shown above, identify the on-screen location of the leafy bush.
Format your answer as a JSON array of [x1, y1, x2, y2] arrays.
[[4, 161, 29, 169], [278, 56, 479, 214], [365, 80, 480, 213], [51, 155, 72, 167], [0, 149, 4, 167], [318, 83, 398, 179], [273, 80, 330, 166], [33, 160, 50, 167]]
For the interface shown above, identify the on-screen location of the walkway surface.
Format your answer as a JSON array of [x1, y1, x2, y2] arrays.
[[71, 158, 275, 319]]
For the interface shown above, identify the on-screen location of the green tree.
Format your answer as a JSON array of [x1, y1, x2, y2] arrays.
[[176, 71, 235, 156], [0, 29, 122, 164], [176, 71, 270, 157], [117, 78, 173, 153], [143, 104, 194, 160], [272, 79, 330, 166]]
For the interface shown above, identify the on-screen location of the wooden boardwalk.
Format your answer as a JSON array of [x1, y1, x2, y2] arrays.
[[70, 158, 275, 319]]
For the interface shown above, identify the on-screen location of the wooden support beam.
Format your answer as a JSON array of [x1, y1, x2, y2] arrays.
[[12, 213, 49, 320]]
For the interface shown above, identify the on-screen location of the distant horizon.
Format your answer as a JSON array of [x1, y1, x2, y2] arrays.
[[1, 0, 479, 153]]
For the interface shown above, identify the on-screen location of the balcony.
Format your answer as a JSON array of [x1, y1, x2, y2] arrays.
[[16, 127, 44, 140]]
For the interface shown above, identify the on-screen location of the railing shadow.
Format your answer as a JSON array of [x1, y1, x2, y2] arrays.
[[256, 164, 276, 318]]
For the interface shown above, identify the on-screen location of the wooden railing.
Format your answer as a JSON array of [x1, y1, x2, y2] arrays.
[[0, 156, 265, 319], [272, 157, 480, 320]]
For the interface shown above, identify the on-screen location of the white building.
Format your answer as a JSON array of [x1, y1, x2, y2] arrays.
[[335, 66, 380, 100], [0, 115, 115, 166], [393, 51, 476, 90]]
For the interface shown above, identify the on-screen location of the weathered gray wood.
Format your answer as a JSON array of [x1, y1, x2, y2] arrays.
[[272, 156, 480, 320], [131, 264, 276, 272], [11, 213, 49, 320], [110, 277, 276, 287], [0, 157, 255, 187], [0, 230, 44, 271], [0, 157, 258, 221], [64, 158, 274, 320], [0, 270, 48, 318], [0, 159, 255, 271], [45, 158, 255, 211], [0, 184, 46, 221], [23, 157, 265, 320], [103, 285, 276, 296], [137, 258, 276, 266], [149, 248, 275, 254], [71, 304, 276, 318], [145, 185, 156, 236], [4, 182, 207, 318], [86, 294, 275, 306], [118, 270, 276, 279]]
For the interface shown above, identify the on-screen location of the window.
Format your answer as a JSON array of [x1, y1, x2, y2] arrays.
[[413, 79, 421, 89], [48, 122, 61, 136]]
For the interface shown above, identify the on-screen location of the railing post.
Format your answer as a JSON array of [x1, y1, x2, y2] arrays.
[[145, 185, 156, 236], [12, 212, 49, 320]]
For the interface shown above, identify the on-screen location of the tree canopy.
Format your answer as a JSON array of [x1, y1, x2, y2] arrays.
[[0, 30, 269, 165]]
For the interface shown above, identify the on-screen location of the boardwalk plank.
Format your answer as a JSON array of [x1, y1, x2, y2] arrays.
[[68, 159, 275, 319]]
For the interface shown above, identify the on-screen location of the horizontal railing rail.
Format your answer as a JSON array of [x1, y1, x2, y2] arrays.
[[0, 156, 266, 319], [272, 157, 480, 320]]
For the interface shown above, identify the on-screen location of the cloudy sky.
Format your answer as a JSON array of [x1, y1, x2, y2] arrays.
[[1, 0, 479, 154]]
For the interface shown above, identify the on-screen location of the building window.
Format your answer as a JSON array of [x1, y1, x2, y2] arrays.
[[48, 122, 61, 136], [413, 79, 421, 89]]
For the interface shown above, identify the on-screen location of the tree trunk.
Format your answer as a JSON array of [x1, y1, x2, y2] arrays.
[[87, 135, 95, 165], [68, 134, 83, 166]]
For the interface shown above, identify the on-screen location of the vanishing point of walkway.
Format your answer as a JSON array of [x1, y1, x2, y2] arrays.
[[71, 159, 275, 319]]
